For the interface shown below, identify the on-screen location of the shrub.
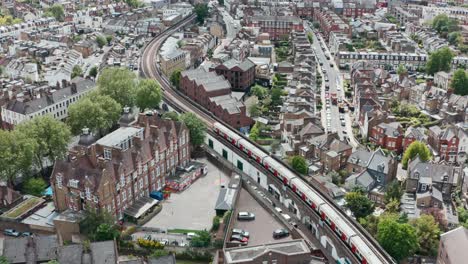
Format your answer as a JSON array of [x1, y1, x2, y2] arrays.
[[136, 238, 164, 250], [211, 216, 221, 232]]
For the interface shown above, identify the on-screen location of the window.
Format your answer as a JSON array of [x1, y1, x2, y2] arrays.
[[69, 179, 79, 188], [151, 170, 155, 180], [155, 150, 159, 162], [150, 160, 155, 166], [85, 187, 91, 200], [117, 196, 120, 206], [138, 162, 142, 174], [56, 175, 63, 189], [421, 184, 427, 192], [156, 166, 160, 176], [104, 148, 112, 160], [183, 148, 186, 158], [122, 190, 127, 201], [120, 174, 125, 186]]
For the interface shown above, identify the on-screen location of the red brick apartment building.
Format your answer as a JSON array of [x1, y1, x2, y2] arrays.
[[180, 68, 253, 130], [245, 16, 304, 40], [213, 59, 256, 92], [428, 125, 460, 163], [369, 122, 404, 153], [50, 112, 190, 220], [313, 8, 351, 40]]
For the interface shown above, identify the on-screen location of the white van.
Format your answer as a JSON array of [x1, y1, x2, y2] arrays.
[[274, 207, 283, 214], [281, 213, 291, 222], [186, 232, 196, 240]]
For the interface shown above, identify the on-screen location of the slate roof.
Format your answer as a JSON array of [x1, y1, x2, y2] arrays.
[[182, 68, 231, 92], [440, 227, 468, 264]]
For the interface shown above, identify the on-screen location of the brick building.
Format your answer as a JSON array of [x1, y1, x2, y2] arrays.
[[212, 59, 256, 91], [313, 8, 351, 40], [428, 125, 459, 163], [245, 16, 304, 40], [437, 227, 468, 264], [369, 121, 404, 153], [50, 112, 191, 220], [180, 68, 253, 130]]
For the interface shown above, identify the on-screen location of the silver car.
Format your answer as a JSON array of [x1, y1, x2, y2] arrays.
[[237, 212, 255, 221], [232, 228, 250, 238]]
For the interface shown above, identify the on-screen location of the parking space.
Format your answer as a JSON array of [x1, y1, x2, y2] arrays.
[[231, 189, 291, 246], [143, 157, 230, 231]]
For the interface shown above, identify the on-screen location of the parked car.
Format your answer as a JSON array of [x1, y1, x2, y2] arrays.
[[238, 212, 255, 220], [21, 232, 33, 237], [186, 232, 196, 240], [160, 239, 169, 245], [231, 234, 248, 243], [232, 228, 250, 238], [273, 228, 290, 239], [4, 229, 20, 237]]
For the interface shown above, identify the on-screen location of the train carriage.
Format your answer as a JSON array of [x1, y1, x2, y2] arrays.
[[213, 122, 242, 145], [327, 208, 356, 244], [349, 236, 384, 264], [290, 177, 325, 211], [237, 138, 268, 163]]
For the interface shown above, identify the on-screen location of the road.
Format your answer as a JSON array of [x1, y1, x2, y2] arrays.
[[304, 22, 359, 148], [219, 6, 240, 39]]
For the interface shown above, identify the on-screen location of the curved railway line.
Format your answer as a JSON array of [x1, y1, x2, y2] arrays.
[[140, 14, 396, 264]]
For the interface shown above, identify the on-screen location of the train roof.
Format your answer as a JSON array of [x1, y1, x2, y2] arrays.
[[290, 177, 325, 205], [238, 138, 268, 159], [349, 236, 385, 264], [214, 122, 243, 140], [321, 204, 356, 237]]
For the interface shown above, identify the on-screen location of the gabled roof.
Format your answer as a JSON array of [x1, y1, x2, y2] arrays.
[[440, 227, 468, 264]]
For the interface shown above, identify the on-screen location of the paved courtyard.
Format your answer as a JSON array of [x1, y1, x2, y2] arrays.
[[232, 189, 291, 246], [144, 157, 230, 231]]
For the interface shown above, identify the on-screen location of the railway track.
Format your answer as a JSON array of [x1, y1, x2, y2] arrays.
[[139, 15, 396, 264]]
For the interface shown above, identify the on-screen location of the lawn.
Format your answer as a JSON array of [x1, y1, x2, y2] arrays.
[[3, 197, 43, 219], [167, 228, 203, 234]]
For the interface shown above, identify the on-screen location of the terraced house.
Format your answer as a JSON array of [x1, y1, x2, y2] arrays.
[[50, 111, 190, 220]]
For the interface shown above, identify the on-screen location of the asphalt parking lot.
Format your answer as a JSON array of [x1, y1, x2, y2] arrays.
[[143, 157, 230, 231], [232, 189, 291, 246]]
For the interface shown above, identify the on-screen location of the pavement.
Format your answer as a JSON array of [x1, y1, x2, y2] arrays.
[[303, 21, 359, 148], [231, 189, 291, 246], [143, 157, 230, 231]]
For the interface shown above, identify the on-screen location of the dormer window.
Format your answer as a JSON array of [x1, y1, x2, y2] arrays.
[[104, 148, 112, 160], [421, 184, 427, 192]]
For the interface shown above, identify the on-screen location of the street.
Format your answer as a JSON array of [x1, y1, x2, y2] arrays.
[[303, 22, 359, 148]]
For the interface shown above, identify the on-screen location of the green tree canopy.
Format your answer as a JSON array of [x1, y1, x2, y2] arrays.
[[22, 177, 47, 197], [67, 92, 122, 136], [426, 47, 454, 75], [396, 64, 407, 75], [95, 223, 120, 241], [385, 198, 401, 214], [451, 69, 468, 96], [345, 192, 374, 219], [180, 113, 206, 147], [71, 65, 83, 79], [457, 207, 468, 228], [448, 31, 462, 46], [125, 0, 143, 8], [359, 214, 380, 238], [289, 155, 308, 174], [248, 104, 262, 118], [16, 116, 71, 173], [150, 249, 170, 258], [89, 66, 98, 78], [249, 122, 260, 141], [0, 256, 8, 264], [190, 230, 211, 247], [135, 79, 163, 112], [377, 217, 419, 262], [79, 206, 115, 240], [0, 130, 36, 186], [194, 3, 209, 24], [432, 14, 459, 36], [44, 4, 65, 21], [402, 141, 432, 169], [161, 111, 179, 121], [218, 0, 224, 6], [250, 85, 268, 100], [270, 87, 283, 106], [384, 180, 403, 204], [170, 69, 182, 89], [106, 35, 113, 44], [97, 67, 137, 107], [96, 36, 107, 48], [410, 215, 440, 256]]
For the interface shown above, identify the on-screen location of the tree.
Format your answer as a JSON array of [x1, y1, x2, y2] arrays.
[[432, 14, 459, 36], [67, 92, 122, 136], [135, 79, 162, 112], [89, 66, 98, 78], [359, 215, 380, 238], [170, 69, 182, 89], [385, 198, 400, 213], [161, 111, 179, 121], [79, 206, 115, 240], [97, 67, 136, 107], [71, 65, 83, 79], [248, 104, 262, 118], [218, 0, 224, 6], [180, 113, 206, 148], [249, 122, 260, 141], [95, 223, 120, 241], [0, 256, 10, 264], [402, 141, 432, 169], [426, 47, 454, 75], [0, 130, 36, 186], [190, 230, 211, 247], [96, 36, 107, 49], [377, 217, 418, 262], [125, 0, 143, 8], [345, 192, 374, 219], [457, 207, 468, 228], [307, 32, 313, 44], [106, 35, 113, 45], [384, 180, 403, 204], [250, 85, 268, 100], [207, 48, 213, 59], [410, 215, 440, 256], [16, 116, 71, 173], [451, 69, 468, 96], [44, 4, 65, 21], [22, 177, 47, 197], [448, 31, 462, 46], [194, 3, 209, 24], [396, 64, 407, 75], [270, 87, 283, 106], [289, 156, 308, 174]]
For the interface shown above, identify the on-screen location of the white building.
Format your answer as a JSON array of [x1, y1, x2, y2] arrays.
[[1, 78, 95, 127], [43, 49, 83, 86], [5, 59, 39, 82]]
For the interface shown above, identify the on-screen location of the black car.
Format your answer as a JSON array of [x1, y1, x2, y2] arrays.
[[273, 228, 290, 239]]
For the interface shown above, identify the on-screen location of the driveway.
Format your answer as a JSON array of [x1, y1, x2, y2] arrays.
[[143, 157, 230, 231]]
